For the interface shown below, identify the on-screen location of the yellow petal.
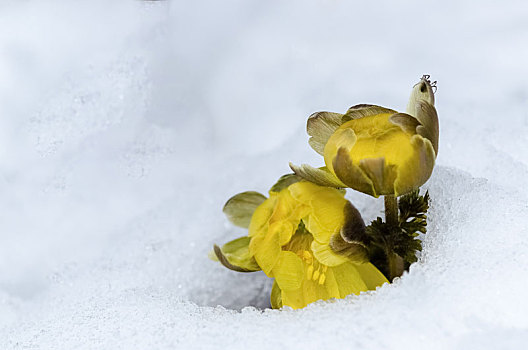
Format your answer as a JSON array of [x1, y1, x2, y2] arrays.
[[325, 112, 430, 197], [268, 220, 296, 246], [332, 148, 377, 197], [278, 254, 385, 309], [270, 280, 282, 309], [282, 264, 342, 309], [311, 240, 349, 266], [358, 157, 398, 195], [282, 277, 329, 309], [303, 188, 347, 243], [330, 262, 368, 298], [269, 190, 294, 221], [287, 181, 325, 204], [393, 135, 436, 196], [281, 287, 305, 309], [324, 128, 357, 174], [248, 195, 277, 238], [414, 100, 439, 155], [354, 262, 389, 290], [273, 251, 304, 291], [343, 115, 413, 169], [249, 231, 280, 276], [328, 233, 369, 264], [321, 266, 341, 299]]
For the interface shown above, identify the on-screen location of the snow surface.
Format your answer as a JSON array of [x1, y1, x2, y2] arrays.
[[1, 0, 528, 349]]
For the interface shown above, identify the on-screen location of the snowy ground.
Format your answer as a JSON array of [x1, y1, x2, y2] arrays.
[[1, 0, 528, 349]]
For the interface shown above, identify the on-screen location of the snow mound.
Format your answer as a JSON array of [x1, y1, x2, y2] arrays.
[[1, 0, 527, 349]]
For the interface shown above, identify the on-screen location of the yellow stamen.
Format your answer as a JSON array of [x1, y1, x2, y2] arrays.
[[318, 273, 326, 285], [313, 269, 320, 281], [322, 265, 328, 273], [306, 265, 314, 280], [302, 250, 312, 261]]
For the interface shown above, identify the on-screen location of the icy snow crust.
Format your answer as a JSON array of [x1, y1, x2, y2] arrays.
[[1, 0, 528, 349]]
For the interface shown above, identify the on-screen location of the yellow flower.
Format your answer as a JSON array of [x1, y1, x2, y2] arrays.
[[290, 75, 439, 197], [213, 177, 387, 309]]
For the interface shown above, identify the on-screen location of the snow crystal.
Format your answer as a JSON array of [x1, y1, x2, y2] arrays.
[[1, 0, 527, 349]]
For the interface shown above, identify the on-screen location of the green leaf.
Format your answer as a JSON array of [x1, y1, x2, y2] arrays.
[[269, 173, 302, 193], [223, 191, 267, 228], [306, 111, 344, 155], [365, 190, 430, 277], [289, 163, 346, 188], [342, 104, 397, 123], [399, 190, 429, 226], [213, 236, 261, 272]]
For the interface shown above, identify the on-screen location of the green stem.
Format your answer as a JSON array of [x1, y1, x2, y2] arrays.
[[384, 195, 404, 280], [387, 252, 404, 281], [384, 195, 398, 226]]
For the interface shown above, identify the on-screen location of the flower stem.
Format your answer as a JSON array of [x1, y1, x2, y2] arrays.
[[387, 252, 404, 281], [384, 195, 404, 280], [384, 195, 398, 226]]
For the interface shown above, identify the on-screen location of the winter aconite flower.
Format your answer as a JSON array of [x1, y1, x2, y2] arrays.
[[290, 75, 439, 197], [211, 175, 387, 309]]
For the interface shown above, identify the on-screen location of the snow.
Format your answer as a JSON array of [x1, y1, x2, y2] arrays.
[[1, 0, 528, 349]]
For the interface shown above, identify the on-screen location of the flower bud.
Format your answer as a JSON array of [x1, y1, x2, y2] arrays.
[[291, 76, 439, 197]]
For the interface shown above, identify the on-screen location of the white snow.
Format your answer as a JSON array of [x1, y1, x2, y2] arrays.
[[1, 0, 528, 349]]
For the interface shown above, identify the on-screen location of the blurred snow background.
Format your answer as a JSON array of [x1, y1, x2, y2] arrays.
[[1, 0, 528, 349]]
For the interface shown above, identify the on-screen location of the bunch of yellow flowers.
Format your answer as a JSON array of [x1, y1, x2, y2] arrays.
[[211, 76, 439, 309]]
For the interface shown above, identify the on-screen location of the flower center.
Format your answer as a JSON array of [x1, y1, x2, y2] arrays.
[[282, 222, 328, 285], [297, 249, 327, 285]]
